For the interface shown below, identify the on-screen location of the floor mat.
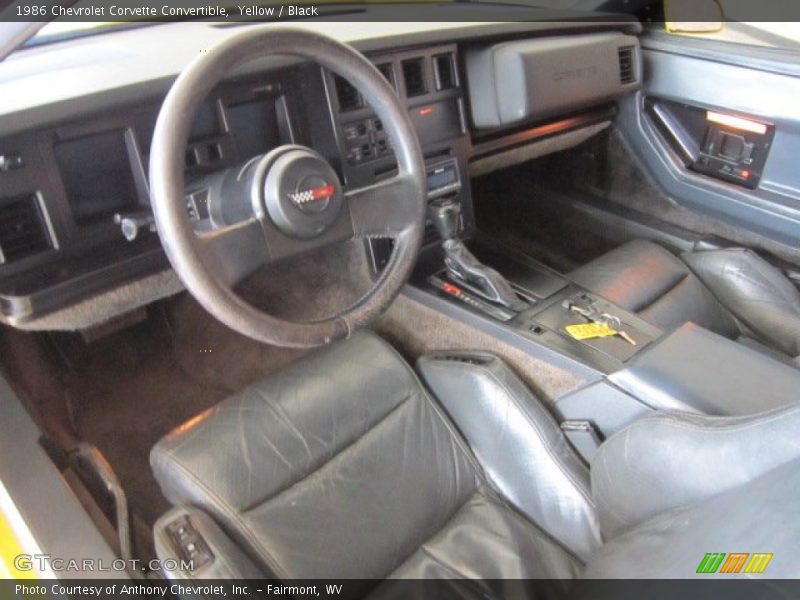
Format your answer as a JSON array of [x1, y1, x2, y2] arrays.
[[65, 238, 376, 529], [66, 315, 228, 527]]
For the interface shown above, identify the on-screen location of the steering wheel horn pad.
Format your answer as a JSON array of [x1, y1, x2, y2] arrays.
[[264, 147, 343, 240]]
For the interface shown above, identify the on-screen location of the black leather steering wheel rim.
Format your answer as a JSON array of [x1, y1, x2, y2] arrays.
[[149, 27, 426, 348]]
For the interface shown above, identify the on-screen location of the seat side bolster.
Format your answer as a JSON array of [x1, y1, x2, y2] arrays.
[[591, 402, 800, 539], [150, 444, 294, 581], [417, 352, 602, 561], [153, 506, 265, 581]]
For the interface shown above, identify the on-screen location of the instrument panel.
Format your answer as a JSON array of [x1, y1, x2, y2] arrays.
[[0, 22, 637, 326]]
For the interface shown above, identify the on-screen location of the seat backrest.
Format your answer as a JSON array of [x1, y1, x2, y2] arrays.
[[418, 351, 602, 560], [683, 247, 800, 357], [585, 402, 800, 578], [151, 333, 482, 580], [584, 456, 800, 578], [569, 239, 740, 338], [591, 402, 800, 539]]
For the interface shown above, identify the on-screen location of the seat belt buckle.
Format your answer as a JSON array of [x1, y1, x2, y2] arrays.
[[560, 420, 603, 463]]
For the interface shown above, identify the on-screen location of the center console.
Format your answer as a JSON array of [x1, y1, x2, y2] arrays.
[[323, 43, 475, 275], [406, 231, 672, 462], [411, 232, 800, 465], [413, 236, 663, 375], [553, 321, 800, 462]]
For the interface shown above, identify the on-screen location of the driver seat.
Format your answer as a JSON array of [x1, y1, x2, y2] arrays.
[[150, 332, 800, 584]]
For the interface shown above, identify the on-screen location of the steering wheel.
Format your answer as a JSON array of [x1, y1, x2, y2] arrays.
[[149, 28, 426, 348]]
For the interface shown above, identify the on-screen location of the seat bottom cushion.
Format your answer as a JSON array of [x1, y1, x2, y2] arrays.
[[568, 240, 738, 338], [683, 247, 800, 357], [387, 492, 581, 581]]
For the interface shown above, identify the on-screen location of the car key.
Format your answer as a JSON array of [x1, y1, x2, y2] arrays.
[[598, 312, 636, 345], [615, 329, 637, 346], [565, 301, 637, 345]]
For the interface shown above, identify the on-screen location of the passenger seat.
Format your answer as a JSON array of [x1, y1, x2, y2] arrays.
[[568, 240, 800, 364]]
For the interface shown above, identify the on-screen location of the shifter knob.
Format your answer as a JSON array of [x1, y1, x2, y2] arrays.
[[427, 196, 461, 241]]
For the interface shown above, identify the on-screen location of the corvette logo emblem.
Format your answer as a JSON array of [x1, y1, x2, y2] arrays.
[[288, 183, 335, 206]]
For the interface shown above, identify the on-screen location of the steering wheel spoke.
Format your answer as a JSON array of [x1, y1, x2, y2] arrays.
[[196, 218, 271, 286], [347, 174, 417, 239]]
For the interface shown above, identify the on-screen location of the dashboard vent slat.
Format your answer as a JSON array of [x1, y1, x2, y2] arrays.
[[433, 53, 456, 90], [333, 74, 362, 112], [618, 46, 636, 85], [402, 58, 427, 97], [377, 63, 395, 90], [0, 195, 51, 264]]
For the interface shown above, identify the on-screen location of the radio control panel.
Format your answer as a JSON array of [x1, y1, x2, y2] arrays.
[[426, 158, 460, 199]]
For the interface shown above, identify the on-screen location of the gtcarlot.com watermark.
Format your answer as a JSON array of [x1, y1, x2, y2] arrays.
[[14, 553, 193, 573]]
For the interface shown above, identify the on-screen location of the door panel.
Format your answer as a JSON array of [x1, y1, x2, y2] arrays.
[[616, 31, 800, 249]]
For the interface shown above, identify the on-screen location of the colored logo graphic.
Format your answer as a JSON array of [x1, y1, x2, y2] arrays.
[[696, 552, 773, 574], [288, 183, 335, 206]]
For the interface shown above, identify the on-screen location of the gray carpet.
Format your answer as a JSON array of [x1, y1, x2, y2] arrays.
[[65, 238, 378, 528], [65, 320, 227, 526], [494, 128, 800, 268], [376, 293, 588, 404], [472, 164, 618, 272]]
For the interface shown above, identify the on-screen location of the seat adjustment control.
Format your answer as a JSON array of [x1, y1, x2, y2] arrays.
[[166, 515, 214, 572]]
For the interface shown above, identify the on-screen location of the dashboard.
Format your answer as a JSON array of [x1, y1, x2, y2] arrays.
[[0, 19, 641, 328]]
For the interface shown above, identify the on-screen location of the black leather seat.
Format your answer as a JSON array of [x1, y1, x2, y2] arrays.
[[151, 333, 588, 582], [150, 333, 800, 585], [569, 240, 800, 364]]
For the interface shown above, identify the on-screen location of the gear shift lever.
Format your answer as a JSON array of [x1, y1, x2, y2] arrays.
[[428, 197, 527, 312], [428, 196, 462, 242]]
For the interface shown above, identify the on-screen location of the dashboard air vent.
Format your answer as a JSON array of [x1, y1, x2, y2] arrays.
[[0, 195, 51, 264], [433, 53, 456, 90], [333, 75, 362, 112], [377, 63, 395, 89], [618, 46, 636, 84], [402, 58, 427, 97]]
